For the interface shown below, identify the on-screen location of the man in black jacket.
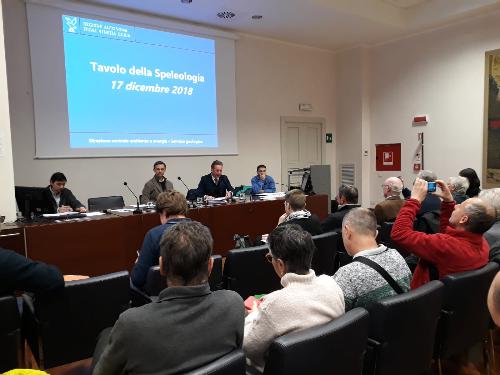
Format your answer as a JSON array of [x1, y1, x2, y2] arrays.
[[42, 172, 86, 213], [195, 160, 234, 199], [321, 185, 360, 233], [0, 247, 64, 296]]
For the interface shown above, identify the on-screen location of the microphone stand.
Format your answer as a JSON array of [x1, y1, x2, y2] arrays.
[[123, 182, 142, 215], [177, 176, 190, 191]]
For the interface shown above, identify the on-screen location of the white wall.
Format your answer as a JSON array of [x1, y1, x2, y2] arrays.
[[335, 47, 370, 204], [369, 11, 500, 205], [336, 10, 500, 206], [4, 0, 336, 207], [0, 2, 16, 222]]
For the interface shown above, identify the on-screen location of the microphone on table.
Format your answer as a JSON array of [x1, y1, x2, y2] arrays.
[[178, 176, 196, 207], [123, 181, 142, 215], [177, 176, 190, 191]]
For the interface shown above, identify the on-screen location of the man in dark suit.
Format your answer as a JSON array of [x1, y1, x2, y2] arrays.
[[321, 185, 360, 233], [195, 160, 234, 199], [41, 172, 86, 213], [92, 221, 244, 374]]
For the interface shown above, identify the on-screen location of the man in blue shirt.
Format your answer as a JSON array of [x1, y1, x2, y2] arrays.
[[251, 164, 276, 194], [130, 191, 191, 290]]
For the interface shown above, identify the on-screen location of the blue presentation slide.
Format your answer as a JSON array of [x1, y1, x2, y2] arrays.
[[61, 15, 217, 148]]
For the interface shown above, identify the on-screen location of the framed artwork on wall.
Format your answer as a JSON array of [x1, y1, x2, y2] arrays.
[[484, 51, 500, 188]]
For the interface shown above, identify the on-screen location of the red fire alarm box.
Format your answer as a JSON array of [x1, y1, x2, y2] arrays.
[[376, 143, 401, 171]]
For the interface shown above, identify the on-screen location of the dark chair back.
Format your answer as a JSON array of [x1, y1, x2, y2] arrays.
[[311, 231, 339, 276], [209, 255, 223, 290], [143, 255, 223, 296], [334, 234, 353, 271], [184, 349, 246, 375], [377, 221, 413, 257], [262, 307, 369, 375], [88, 196, 125, 211], [364, 280, 444, 375], [144, 266, 164, 297], [0, 295, 22, 372], [377, 222, 393, 247], [223, 245, 281, 299], [24, 271, 130, 369], [187, 189, 198, 201], [435, 262, 499, 359]]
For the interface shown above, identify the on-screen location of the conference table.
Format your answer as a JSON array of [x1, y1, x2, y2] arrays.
[[0, 194, 328, 276]]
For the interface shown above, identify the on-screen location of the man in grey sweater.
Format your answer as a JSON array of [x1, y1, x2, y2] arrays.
[[92, 222, 244, 375], [333, 208, 411, 310]]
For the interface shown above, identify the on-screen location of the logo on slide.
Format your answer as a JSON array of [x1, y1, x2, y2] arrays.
[[64, 17, 78, 33]]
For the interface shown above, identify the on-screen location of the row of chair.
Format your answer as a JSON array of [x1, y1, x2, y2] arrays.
[[187, 262, 499, 375], [2, 260, 497, 374], [136, 231, 341, 303]]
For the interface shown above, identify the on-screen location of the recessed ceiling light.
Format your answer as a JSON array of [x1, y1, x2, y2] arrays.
[[217, 11, 235, 19], [181, 0, 192, 3], [251, 15, 263, 20]]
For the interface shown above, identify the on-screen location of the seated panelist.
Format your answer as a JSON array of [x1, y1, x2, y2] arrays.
[[42, 172, 86, 213], [251, 164, 276, 194], [141, 161, 174, 204], [195, 160, 234, 199]]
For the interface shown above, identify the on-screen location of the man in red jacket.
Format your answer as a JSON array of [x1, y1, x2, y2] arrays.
[[392, 178, 495, 289]]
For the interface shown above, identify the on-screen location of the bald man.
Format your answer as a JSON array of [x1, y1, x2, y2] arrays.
[[392, 179, 495, 288], [374, 177, 405, 225]]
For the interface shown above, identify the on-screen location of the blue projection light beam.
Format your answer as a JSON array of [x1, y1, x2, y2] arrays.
[[62, 15, 218, 148]]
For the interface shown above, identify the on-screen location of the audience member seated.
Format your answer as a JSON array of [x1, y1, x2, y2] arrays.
[[479, 188, 500, 262], [277, 189, 322, 235], [93, 221, 244, 375], [321, 184, 360, 233], [448, 176, 469, 204], [459, 167, 481, 197], [333, 208, 411, 310], [0, 247, 64, 296], [415, 170, 441, 215], [140, 161, 174, 204], [251, 164, 276, 194], [374, 177, 405, 225], [488, 271, 500, 326], [42, 172, 86, 213], [243, 224, 344, 371], [130, 191, 191, 290], [391, 178, 494, 289], [195, 160, 234, 199]]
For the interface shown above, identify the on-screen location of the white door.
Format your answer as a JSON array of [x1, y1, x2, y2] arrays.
[[281, 117, 324, 190]]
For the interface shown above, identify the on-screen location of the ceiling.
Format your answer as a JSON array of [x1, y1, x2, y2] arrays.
[[79, 0, 500, 51]]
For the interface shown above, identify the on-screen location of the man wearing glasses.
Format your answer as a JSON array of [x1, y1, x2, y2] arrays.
[[251, 164, 276, 194]]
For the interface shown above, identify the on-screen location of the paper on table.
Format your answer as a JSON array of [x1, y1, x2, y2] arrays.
[[112, 208, 136, 212], [85, 212, 106, 217], [43, 211, 79, 217]]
